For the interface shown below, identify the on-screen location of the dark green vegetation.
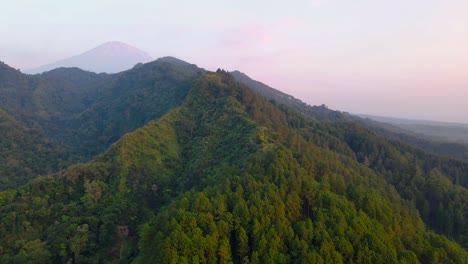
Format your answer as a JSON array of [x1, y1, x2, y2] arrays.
[[0, 61, 111, 189], [0, 60, 467, 263], [231, 70, 468, 162], [0, 59, 201, 190], [0, 109, 67, 188], [233, 70, 468, 247]]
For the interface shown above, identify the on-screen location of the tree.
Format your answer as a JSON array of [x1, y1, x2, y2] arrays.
[[70, 224, 89, 262], [237, 227, 249, 259]]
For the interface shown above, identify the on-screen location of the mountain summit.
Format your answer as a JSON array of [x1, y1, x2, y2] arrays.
[[25, 41, 153, 74]]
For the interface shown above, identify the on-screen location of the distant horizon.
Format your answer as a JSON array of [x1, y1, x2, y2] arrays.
[[2, 0, 467, 123], [2, 42, 467, 125], [356, 113, 468, 127]]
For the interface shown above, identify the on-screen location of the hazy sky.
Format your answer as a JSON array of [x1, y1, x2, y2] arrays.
[[1, 0, 467, 123]]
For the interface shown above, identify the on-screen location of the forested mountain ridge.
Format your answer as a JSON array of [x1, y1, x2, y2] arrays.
[[0, 59, 203, 190], [0, 63, 110, 126], [231, 70, 468, 247], [231, 70, 468, 162], [63, 58, 202, 157], [0, 70, 467, 263], [0, 62, 105, 189], [0, 109, 67, 189], [234, 71, 468, 247]]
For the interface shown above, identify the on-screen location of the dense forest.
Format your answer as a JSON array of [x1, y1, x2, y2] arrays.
[[0, 61, 467, 263], [0, 59, 201, 190], [231, 69, 468, 162]]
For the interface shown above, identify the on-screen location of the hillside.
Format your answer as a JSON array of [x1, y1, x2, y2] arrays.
[[0, 59, 203, 190], [63, 58, 203, 157], [231, 70, 468, 162], [0, 109, 67, 189], [0, 71, 467, 263], [0, 63, 99, 188]]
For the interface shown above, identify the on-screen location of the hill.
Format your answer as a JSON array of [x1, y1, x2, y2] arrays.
[[24, 41, 153, 74], [0, 61, 110, 189], [0, 59, 203, 190], [0, 70, 467, 263], [231, 70, 468, 162], [0, 109, 68, 189]]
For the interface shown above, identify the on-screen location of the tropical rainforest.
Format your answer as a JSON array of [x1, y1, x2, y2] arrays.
[[0, 59, 467, 263]]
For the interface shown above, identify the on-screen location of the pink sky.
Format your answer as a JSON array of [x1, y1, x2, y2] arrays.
[[1, 0, 467, 123]]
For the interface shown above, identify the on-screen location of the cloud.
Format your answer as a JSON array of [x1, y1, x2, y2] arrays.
[[218, 25, 273, 52], [216, 18, 305, 56]]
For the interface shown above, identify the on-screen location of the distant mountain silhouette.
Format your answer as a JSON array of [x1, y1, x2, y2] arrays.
[[24, 41, 153, 74]]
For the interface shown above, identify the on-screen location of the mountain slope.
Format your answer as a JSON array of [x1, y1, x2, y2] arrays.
[[0, 59, 203, 190], [0, 61, 112, 131], [231, 70, 468, 161], [230, 70, 309, 111], [62, 58, 204, 158], [0, 109, 68, 189], [231, 70, 468, 247], [25, 41, 153, 74], [0, 62, 110, 190], [0, 71, 466, 263]]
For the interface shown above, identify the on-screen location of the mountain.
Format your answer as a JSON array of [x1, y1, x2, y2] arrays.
[[231, 70, 468, 162], [0, 108, 68, 189], [230, 70, 316, 115], [0, 61, 115, 189], [0, 59, 203, 190], [230, 70, 352, 122], [24, 41, 153, 74], [0, 59, 467, 263]]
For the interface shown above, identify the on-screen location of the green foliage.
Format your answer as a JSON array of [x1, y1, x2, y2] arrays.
[[0, 109, 68, 190], [137, 72, 467, 263], [0, 63, 467, 263], [321, 121, 468, 247], [361, 118, 468, 161], [0, 59, 202, 190], [233, 70, 468, 247]]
